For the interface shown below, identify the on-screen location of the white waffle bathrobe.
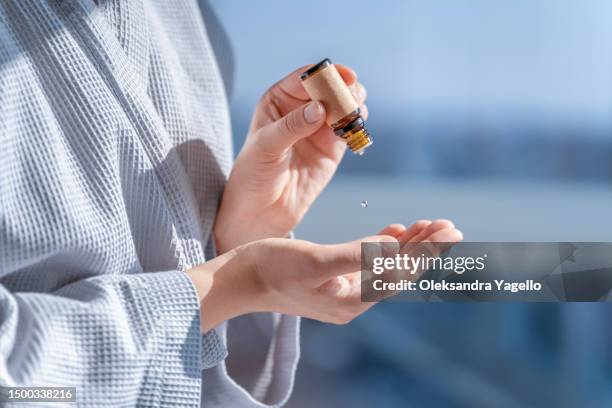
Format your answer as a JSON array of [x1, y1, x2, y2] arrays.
[[0, 1, 299, 406]]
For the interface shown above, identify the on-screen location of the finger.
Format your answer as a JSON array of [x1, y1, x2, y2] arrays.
[[422, 228, 464, 254], [314, 235, 398, 282], [350, 83, 367, 104], [401, 219, 455, 260], [360, 104, 369, 121], [426, 227, 463, 243], [403, 227, 463, 261], [255, 101, 326, 154], [336, 64, 358, 86], [397, 220, 432, 244], [408, 219, 455, 243], [273, 63, 359, 102], [377, 224, 407, 239], [273, 64, 313, 101]]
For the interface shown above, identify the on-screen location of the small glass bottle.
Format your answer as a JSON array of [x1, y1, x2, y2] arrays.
[[300, 58, 373, 155]]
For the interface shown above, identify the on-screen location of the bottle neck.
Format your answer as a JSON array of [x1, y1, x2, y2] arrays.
[[330, 109, 362, 133], [331, 110, 373, 155]]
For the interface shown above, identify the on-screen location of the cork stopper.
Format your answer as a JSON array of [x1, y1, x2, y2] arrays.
[[300, 59, 360, 126]]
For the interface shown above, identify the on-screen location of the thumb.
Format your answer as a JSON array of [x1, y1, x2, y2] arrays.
[[256, 101, 326, 154], [314, 235, 399, 282]]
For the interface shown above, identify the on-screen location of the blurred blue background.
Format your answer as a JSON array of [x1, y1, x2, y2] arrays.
[[209, 1, 612, 407]]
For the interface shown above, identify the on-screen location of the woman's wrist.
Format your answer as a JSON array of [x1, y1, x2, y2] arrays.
[[215, 214, 292, 254], [213, 202, 246, 254], [213, 219, 237, 255], [214, 216, 262, 255], [186, 246, 264, 332]]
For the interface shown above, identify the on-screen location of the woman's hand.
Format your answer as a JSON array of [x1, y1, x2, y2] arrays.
[[214, 63, 367, 254], [188, 220, 462, 331]]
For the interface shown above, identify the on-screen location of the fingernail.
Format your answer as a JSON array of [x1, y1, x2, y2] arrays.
[[304, 101, 324, 124]]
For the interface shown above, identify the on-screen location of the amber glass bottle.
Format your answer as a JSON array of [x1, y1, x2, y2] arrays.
[[300, 58, 373, 155]]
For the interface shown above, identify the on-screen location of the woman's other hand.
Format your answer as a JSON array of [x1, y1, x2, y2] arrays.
[[189, 220, 462, 331]]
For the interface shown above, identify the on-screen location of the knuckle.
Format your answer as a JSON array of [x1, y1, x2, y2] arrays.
[[281, 111, 301, 136], [260, 89, 273, 106], [259, 90, 283, 122]]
